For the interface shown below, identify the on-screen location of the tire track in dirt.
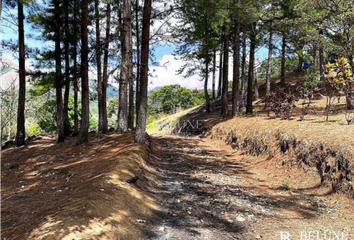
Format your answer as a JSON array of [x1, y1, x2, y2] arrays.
[[145, 135, 266, 240], [144, 135, 354, 240]]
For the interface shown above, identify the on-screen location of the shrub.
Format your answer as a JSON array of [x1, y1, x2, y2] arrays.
[[324, 58, 353, 122], [263, 88, 298, 119], [28, 123, 42, 136]]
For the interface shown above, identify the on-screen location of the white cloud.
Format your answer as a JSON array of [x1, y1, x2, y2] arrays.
[[148, 53, 235, 91], [149, 54, 201, 90]]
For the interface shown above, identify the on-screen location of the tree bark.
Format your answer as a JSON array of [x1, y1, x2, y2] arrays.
[[217, 41, 223, 98], [266, 29, 273, 94], [117, 0, 132, 133], [241, 33, 246, 109], [212, 48, 216, 100], [76, 0, 89, 145], [64, 4, 71, 136], [73, 0, 78, 133], [254, 67, 259, 100], [128, 21, 134, 129], [246, 25, 256, 114], [220, 31, 229, 118], [319, 29, 324, 82], [54, 0, 65, 143], [135, 0, 151, 144], [232, 18, 240, 117], [135, 0, 140, 127], [313, 45, 316, 66], [204, 45, 211, 112], [15, 1, 26, 146], [280, 31, 286, 87], [297, 52, 303, 71], [95, 0, 103, 132], [101, 3, 110, 133]]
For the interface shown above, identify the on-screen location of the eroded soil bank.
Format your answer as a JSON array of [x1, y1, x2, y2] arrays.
[[144, 134, 354, 240]]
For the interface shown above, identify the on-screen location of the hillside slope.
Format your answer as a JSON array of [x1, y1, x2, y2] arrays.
[[170, 71, 354, 199], [1, 131, 161, 239], [0, 57, 32, 90]]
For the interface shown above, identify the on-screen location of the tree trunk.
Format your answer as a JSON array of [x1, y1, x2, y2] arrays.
[[232, 18, 240, 117], [128, 22, 134, 129], [73, 57, 78, 133], [15, 1, 26, 146], [220, 31, 229, 118], [8, 84, 14, 141], [254, 67, 259, 100], [217, 41, 223, 98], [64, 6, 71, 136], [204, 45, 211, 112], [266, 29, 273, 94], [135, 0, 140, 127], [117, 0, 132, 133], [280, 32, 286, 87], [54, 0, 65, 143], [297, 53, 303, 71], [135, 0, 152, 144], [101, 3, 110, 133], [319, 29, 324, 82], [241, 33, 246, 109], [349, 52, 354, 73], [313, 45, 317, 66], [95, 0, 103, 132], [212, 48, 216, 100], [76, 0, 89, 145], [246, 26, 255, 114], [73, 0, 78, 133]]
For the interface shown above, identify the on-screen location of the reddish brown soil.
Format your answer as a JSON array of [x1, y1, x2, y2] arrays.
[[1, 131, 160, 240]]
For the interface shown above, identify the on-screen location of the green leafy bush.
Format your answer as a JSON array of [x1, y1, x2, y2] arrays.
[[303, 67, 320, 91], [36, 95, 102, 134], [28, 123, 42, 136], [149, 84, 195, 114]]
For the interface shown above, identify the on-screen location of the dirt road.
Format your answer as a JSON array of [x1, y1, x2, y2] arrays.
[[144, 135, 354, 240]]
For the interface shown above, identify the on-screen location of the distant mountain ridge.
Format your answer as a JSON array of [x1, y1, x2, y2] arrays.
[[0, 57, 31, 90]]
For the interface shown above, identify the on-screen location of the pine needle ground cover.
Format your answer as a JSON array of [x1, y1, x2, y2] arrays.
[[210, 114, 354, 197], [1, 131, 160, 240]]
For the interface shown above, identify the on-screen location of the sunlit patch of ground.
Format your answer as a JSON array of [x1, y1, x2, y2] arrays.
[[1, 131, 160, 240]]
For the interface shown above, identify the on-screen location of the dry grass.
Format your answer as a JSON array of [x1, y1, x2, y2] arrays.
[[146, 105, 201, 135], [208, 112, 354, 198]]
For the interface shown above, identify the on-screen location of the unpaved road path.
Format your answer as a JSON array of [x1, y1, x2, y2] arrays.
[[144, 135, 354, 240]]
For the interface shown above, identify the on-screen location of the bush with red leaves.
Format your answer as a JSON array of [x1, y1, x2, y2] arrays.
[[263, 88, 298, 119], [347, 84, 354, 110]]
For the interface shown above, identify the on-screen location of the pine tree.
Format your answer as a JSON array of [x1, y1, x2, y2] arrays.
[[15, 0, 26, 146], [220, 29, 229, 118], [101, 2, 110, 134], [63, 0, 71, 136], [135, 0, 152, 144], [76, 0, 89, 145], [212, 48, 216, 100], [117, 0, 132, 133], [54, 0, 65, 143], [96, 0, 103, 133], [232, 16, 241, 117], [246, 22, 256, 114]]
